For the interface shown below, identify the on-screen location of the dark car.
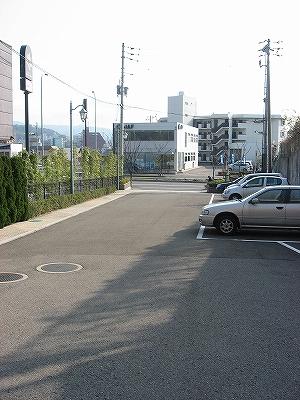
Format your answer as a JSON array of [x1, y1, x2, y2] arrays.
[[216, 177, 242, 192]]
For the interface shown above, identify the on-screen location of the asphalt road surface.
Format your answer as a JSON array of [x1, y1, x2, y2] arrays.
[[132, 180, 206, 192], [0, 186, 299, 399]]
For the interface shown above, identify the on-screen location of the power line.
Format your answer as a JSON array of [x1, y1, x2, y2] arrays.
[[3, 41, 200, 120]]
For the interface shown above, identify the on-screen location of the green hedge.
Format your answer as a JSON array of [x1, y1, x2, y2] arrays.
[[28, 186, 116, 219], [0, 156, 28, 229]]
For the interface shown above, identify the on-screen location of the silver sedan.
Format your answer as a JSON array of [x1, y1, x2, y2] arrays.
[[199, 185, 300, 235]]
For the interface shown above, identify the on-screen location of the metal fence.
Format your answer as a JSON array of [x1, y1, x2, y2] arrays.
[[28, 177, 118, 201]]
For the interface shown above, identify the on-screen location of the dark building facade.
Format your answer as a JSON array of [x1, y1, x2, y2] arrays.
[[0, 40, 13, 142]]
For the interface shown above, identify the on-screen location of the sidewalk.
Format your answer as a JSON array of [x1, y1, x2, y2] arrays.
[[0, 191, 130, 246]]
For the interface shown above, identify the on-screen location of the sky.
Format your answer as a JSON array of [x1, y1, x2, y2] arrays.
[[1, 0, 300, 131]]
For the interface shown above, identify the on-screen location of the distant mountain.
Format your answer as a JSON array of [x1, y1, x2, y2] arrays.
[[45, 125, 112, 139], [13, 123, 112, 148], [13, 124, 65, 145]]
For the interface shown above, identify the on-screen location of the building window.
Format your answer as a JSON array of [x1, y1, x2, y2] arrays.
[[185, 152, 195, 162], [126, 130, 174, 141]]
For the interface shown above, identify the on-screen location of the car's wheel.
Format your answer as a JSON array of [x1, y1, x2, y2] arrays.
[[229, 193, 242, 200], [215, 214, 238, 235]]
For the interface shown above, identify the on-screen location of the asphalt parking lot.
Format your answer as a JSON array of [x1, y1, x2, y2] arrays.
[[197, 193, 300, 256]]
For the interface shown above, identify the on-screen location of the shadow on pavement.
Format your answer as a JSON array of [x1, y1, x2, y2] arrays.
[[0, 225, 299, 399]]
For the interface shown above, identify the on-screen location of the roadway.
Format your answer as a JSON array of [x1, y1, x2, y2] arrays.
[[132, 179, 206, 192], [0, 181, 299, 399]]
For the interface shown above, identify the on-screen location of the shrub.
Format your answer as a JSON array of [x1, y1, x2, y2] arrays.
[[206, 178, 224, 187], [11, 157, 29, 222], [3, 157, 18, 224], [0, 158, 10, 228], [120, 176, 130, 185], [28, 186, 116, 218]]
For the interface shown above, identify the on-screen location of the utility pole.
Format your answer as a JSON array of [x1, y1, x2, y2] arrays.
[[259, 39, 282, 172], [116, 42, 140, 185], [266, 39, 272, 172], [120, 42, 125, 177], [41, 73, 48, 156]]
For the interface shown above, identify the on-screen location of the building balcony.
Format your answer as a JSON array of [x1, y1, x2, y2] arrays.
[[212, 132, 228, 145]]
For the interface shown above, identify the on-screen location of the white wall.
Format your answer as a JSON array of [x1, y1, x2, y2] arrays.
[[167, 92, 197, 126], [123, 121, 198, 172], [176, 124, 198, 170], [0, 143, 23, 157]]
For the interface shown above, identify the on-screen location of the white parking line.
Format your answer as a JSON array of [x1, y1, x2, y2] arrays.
[[196, 194, 214, 239], [197, 235, 300, 245], [196, 233, 300, 254], [278, 242, 300, 255], [196, 226, 205, 239]]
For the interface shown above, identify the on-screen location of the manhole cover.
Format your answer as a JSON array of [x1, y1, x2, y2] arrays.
[[0, 272, 28, 284], [36, 263, 83, 274]]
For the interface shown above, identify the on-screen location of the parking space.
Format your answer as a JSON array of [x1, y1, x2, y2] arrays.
[[197, 193, 300, 256]]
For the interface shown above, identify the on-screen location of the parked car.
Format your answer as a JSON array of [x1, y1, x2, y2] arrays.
[[226, 172, 283, 189], [222, 176, 289, 200], [199, 186, 300, 234], [216, 177, 243, 192], [216, 172, 283, 193], [228, 160, 253, 172]]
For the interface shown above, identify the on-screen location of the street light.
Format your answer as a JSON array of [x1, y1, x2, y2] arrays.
[[70, 100, 88, 194], [92, 90, 97, 149], [40, 73, 48, 156]]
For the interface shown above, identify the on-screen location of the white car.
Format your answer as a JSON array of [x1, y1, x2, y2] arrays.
[[200, 185, 300, 235], [228, 160, 253, 172], [222, 175, 289, 200], [216, 172, 282, 192], [226, 172, 282, 191]]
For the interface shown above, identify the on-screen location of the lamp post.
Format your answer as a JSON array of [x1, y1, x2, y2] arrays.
[[40, 73, 48, 156], [92, 91, 97, 149], [70, 100, 87, 194]]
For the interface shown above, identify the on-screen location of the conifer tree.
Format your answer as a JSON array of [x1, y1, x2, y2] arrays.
[[3, 157, 17, 224], [11, 157, 29, 222], [0, 158, 9, 228]]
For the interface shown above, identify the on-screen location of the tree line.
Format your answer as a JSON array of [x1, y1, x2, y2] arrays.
[[0, 148, 118, 229]]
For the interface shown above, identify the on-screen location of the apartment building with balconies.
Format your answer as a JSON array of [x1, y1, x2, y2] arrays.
[[194, 114, 283, 167]]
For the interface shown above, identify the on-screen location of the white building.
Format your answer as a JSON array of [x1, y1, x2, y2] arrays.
[[167, 91, 197, 126], [114, 121, 198, 173], [0, 143, 23, 157], [114, 90, 283, 172], [194, 113, 283, 167]]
